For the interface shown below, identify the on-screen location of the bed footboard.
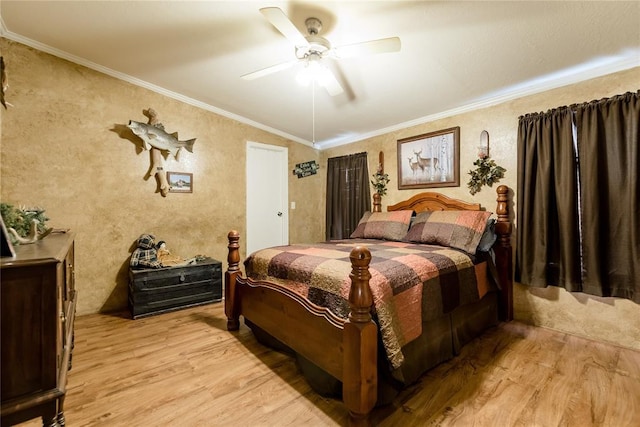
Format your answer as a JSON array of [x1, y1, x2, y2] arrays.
[[224, 234, 378, 426]]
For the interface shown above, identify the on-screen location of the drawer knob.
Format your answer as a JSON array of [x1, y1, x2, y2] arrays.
[[179, 273, 186, 282]]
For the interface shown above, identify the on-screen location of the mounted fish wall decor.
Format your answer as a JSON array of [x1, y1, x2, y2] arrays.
[[1, 57, 10, 109], [127, 108, 197, 197]]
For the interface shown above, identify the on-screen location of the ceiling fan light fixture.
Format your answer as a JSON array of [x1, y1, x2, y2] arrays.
[[246, 7, 397, 98], [296, 54, 331, 88]]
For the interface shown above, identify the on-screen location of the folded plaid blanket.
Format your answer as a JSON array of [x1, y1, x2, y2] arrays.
[[245, 239, 485, 370]]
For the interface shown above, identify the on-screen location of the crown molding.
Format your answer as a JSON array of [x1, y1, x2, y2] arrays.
[[0, 29, 314, 148], [316, 49, 640, 150], [2, 27, 637, 151]]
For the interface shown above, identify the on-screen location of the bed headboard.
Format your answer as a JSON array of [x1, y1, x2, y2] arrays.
[[385, 192, 482, 212], [380, 186, 513, 321]]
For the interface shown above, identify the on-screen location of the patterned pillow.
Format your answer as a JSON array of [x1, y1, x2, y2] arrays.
[[350, 211, 372, 238], [404, 210, 492, 254], [350, 210, 414, 241]]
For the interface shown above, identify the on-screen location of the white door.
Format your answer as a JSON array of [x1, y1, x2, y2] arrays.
[[246, 141, 288, 255]]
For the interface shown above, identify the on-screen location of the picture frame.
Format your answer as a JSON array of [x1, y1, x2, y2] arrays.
[[167, 172, 193, 193], [397, 126, 460, 189]]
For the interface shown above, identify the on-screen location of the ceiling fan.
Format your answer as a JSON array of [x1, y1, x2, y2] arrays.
[[242, 7, 401, 96]]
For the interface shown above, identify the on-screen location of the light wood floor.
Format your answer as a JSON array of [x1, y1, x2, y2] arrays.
[[16, 302, 640, 427]]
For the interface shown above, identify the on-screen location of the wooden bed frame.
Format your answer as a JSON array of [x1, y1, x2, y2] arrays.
[[225, 185, 512, 426]]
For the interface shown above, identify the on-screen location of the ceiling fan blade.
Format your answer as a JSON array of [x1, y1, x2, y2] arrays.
[[320, 68, 344, 96], [241, 60, 298, 80], [260, 7, 310, 48], [332, 37, 401, 59], [325, 61, 355, 102]]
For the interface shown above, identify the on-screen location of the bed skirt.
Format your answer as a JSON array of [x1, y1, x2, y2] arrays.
[[244, 291, 499, 406]]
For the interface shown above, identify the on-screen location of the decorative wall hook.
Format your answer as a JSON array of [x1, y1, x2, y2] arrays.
[[478, 130, 490, 158], [467, 130, 505, 195]]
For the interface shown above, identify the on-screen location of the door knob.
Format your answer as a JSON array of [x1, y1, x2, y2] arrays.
[[277, 212, 283, 216]]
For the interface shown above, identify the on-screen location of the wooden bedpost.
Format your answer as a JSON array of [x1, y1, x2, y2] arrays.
[[225, 230, 241, 330], [343, 246, 377, 427], [372, 151, 384, 213], [371, 151, 384, 212], [494, 185, 513, 321], [372, 194, 382, 213]]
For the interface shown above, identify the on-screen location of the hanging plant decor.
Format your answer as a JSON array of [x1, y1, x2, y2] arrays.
[[467, 153, 506, 195]]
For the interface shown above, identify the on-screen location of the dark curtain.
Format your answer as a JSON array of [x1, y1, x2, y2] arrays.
[[575, 92, 639, 302], [516, 91, 640, 303], [515, 108, 582, 289], [326, 152, 370, 240]]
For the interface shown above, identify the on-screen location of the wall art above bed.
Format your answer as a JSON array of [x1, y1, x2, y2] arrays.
[[397, 126, 460, 189]]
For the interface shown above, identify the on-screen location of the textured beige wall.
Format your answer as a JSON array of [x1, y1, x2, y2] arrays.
[[0, 39, 323, 315], [324, 67, 640, 350], [2, 39, 638, 350]]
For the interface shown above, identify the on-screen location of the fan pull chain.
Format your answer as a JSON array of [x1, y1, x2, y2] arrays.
[[312, 80, 316, 144]]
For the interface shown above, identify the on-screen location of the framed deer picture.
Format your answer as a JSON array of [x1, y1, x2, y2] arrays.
[[397, 126, 460, 189]]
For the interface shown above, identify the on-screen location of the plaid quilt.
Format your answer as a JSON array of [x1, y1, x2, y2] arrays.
[[245, 239, 486, 370]]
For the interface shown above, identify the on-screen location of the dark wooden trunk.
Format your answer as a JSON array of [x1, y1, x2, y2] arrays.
[[129, 257, 222, 319]]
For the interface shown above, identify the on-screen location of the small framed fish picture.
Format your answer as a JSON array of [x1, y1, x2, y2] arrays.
[[167, 172, 193, 193]]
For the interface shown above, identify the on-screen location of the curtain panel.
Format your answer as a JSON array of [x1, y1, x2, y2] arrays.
[[516, 91, 639, 303], [515, 108, 582, 289], [326, 152, 371, 240], [575, 92, 639, 301]]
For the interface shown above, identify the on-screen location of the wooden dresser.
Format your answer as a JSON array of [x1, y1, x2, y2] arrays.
[[1, 232, 77, 427]]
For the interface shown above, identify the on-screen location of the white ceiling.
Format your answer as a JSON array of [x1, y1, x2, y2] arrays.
[[1, 1, 639, 149]]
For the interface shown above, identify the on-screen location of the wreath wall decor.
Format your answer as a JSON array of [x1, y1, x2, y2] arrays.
[[467, 152, 506, 195]]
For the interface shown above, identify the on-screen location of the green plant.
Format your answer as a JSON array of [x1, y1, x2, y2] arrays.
[[371, 170, 390, 197], [0, 203, 49, 244], [467, 155, 506, 195]]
